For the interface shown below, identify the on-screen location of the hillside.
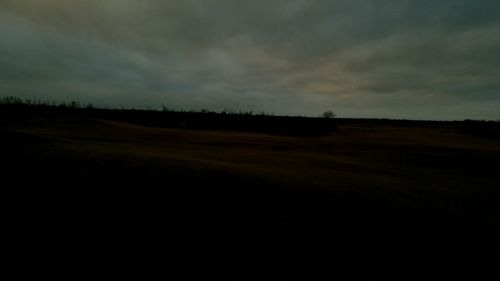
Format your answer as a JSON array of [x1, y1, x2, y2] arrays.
[[2, 114, 500, 272]]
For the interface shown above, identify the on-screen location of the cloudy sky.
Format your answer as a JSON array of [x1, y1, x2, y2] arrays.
[[1, 0, 499, 119]]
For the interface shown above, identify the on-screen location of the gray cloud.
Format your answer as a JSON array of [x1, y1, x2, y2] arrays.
[[1, 0, 499, 119]]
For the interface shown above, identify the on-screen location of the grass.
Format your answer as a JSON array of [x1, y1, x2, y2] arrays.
[[2, 101, 500, 274]]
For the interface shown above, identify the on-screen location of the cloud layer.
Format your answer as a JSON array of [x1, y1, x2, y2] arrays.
[[1, 0, 499, 119]]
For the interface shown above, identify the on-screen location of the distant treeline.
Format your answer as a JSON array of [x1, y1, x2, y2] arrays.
[[0, 96, 338, 137], [335, 117, 500, 138], [335, 117, 500, 127], [2, 95, 499, 137]]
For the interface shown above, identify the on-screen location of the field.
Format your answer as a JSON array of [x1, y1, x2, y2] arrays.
[[2, 112, 500, 272]]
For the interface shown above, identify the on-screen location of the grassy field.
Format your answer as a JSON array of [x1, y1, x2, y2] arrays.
[[2, 115, 500, 272]]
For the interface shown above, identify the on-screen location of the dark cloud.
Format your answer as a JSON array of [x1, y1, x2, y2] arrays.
[[1, 0, 499, 119]]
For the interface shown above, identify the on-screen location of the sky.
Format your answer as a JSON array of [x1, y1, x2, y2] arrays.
[[1, 0, 499, 120]]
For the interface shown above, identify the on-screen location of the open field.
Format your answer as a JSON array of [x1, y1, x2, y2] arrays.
[[2, 115, 500, 272]]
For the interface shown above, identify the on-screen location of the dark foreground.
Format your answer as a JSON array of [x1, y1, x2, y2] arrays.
[[2, 115, 500, 275]]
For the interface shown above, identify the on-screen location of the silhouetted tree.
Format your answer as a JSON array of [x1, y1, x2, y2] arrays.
[[322, 110, 337, 119]]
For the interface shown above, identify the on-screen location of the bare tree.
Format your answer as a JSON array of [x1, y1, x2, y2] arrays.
[[322, 110, 337, 119]]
